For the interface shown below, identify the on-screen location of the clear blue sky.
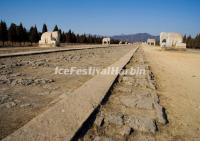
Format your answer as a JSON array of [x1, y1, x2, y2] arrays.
[[0, 0, 200, 36]]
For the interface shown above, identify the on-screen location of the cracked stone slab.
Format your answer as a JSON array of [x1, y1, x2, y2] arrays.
[[120, 95, 156, 110], [104, 113, 124, 126], [114, 86, 132, 93], [124, 115, 156, 133]]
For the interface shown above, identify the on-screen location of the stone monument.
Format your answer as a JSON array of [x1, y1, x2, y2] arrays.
[[39, 31, 60, 47]]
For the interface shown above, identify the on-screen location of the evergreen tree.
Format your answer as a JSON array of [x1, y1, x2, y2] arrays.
[[194, 34, 200, 49], [0, 21, 8, 46], [42, 24, 48, 33], [22, 27, 28, 44], [53, 25, 59, 31], [87, 35, 93, 43], [83, 34, 88, 43], [71, 32, 77, 43], [57, 29, 63, 42], [16, 23, 24, 44], [29, 25, 39, 44], [29, 27, 34, 44], [66, 30, 72, 43], [60, 31, 66, 43], [8, 23, 17, 46], [76, 34, 80, 43]]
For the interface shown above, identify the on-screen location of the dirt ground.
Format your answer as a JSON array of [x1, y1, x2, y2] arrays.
[[143, 46, 200, 141], [0, 45, 134, 140]]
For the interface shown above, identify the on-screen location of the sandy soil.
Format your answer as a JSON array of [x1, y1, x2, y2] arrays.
[[0, 45, 134, 139], [143, 46, 200, 141]]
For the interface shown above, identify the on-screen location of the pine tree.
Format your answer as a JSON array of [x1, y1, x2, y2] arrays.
[[66, 30, 71, 43], [8, 23, 17, 46], [22, 27, 28, 45], [29, 25, 39, 44], [76, 34, 80, 43], [42, 24, 48, 33], [195, 34, 200, 49], [0, 21, 8, 46], [60, 31, 66, 43], [71, 32, 77, 43], [16, 23, 24, 44], [29, 27, 34, 44], [83, 34, 87, 43], [53, 25, 59, 31]]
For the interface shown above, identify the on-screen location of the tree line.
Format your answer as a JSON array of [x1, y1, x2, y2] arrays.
[[183, 34, 200, 49], [0, 20, 119, 47]]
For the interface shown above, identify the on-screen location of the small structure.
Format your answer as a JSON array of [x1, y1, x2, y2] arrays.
[[119, 41, 122, 44], [160, 32, 186, 48], [102, 38, 110, 45], [147, 39, 156, 46], [39, 31, 60, 47]]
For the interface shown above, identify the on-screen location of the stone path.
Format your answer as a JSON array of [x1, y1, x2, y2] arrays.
[[80, 48, 167, 141]]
